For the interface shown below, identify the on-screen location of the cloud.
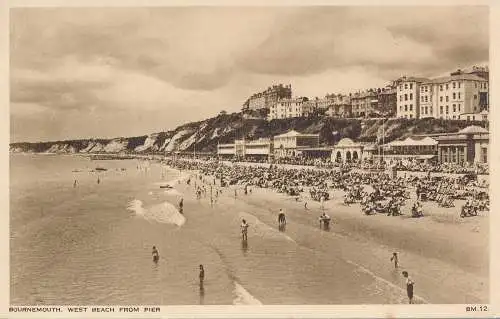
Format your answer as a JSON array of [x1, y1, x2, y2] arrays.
[[9, 6, 489, 142], [236, 6, 488, 79]]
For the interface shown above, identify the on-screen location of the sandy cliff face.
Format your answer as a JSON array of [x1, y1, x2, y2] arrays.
[[135, 133, 159, 152], [9, 113, 488, 154]]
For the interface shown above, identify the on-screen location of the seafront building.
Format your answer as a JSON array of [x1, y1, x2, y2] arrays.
[[268, 97, 311, 120], [397, 68, 489, 120], [351, 90, 379, 118], [377, 86, 397, 116], [217, 138, 273, 159], [273, 130, 320, 158], [331, 138, 365, 163], [396, 77, 429, 119], [242, 84, 292, 111], [433, 125, 489, 164], [217, 125, 488, 165]]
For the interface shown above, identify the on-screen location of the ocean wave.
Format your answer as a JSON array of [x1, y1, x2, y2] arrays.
[[238, 211, 296, 243], [232, 282, 262, 305], [344, 259, 429, 304], [127, 200, 186, 226]]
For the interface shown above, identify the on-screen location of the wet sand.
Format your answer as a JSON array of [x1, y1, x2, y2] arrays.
[[175, 167, 488, 304]]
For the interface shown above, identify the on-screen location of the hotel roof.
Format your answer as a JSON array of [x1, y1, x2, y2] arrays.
[[424, 73, 487, 84], [274, 130, 319, 138], [457, 125, 489, 134]]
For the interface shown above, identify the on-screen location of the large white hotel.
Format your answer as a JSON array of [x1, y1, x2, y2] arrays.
[[396, 68, 488, 121]]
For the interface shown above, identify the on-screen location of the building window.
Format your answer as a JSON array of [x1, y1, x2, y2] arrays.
[[453, 82, 456, 89], [410, 114, 413, 118], [405, 84, 408, 89], [458, 104, 461, 112], [410, 104, 413, 111], [446, 84, 449, 90], [399, 95, 402, 102], [399, 85, 402, 91], [446, 105, 449, 114], [405, 94, 408, 101], [474, 94, 478, 100], [421, 96, 424, 102], [453, 93, 456, 99], [410, 83, 413, 89], [400, 105, 402, 111], [453, 115, 456, 119], [440, 96, 443, 102], [446, 96, 449, 102], [425, 106, 428, 114], [458, 92, 461, 99], [440, 85, 443, 91], [425, 96, 428, 102], [458, 82, 461, 88], [430, 107, 432, 114], [467, 116, 470, 121], [410, 93, 413, 100], [482, 148, 488, 163], [440, 105, 443, 114], [453, 104, 456, 112], [475, 82, 477, 88], [426, 86, 429, 92]]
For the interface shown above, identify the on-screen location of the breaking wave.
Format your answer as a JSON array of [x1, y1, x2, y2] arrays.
[[238, 211, 296, 243], [232, 282, 262, 305], [127, 199, 185, 226]]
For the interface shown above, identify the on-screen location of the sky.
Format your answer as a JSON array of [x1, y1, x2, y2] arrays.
[[10, 6, 489, 142]]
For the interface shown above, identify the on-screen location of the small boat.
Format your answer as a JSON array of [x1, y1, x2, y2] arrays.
[[159, 184, 173, 189], [95, 167, 108, 172]]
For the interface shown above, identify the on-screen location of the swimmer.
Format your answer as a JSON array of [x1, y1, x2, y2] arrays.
[[152, 246, 160, 263]]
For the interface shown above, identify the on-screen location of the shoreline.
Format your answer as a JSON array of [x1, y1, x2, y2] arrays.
[[167, 163, 488, 304]]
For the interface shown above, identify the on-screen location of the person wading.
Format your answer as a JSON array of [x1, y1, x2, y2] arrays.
[[402, 271, 415, 304], [152, 246, 160, 263], [240, 219, 249, 241], [390, 252, 399, 268]]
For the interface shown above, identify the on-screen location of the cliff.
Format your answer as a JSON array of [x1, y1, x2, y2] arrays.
[[9, 112, 487, 154]]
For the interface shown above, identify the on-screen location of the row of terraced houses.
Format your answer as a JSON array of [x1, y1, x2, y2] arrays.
[[241, 66, 489, 122]]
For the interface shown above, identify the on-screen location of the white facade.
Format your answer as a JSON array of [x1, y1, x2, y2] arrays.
[[217, 143, 235, 155], [273, 130, 319, 158], [217, 138, 272, 157], [426, 74, 488, 120], [268, 97, 310, 120], [403, 72, 489, 120], [396, 77, 427, 119]]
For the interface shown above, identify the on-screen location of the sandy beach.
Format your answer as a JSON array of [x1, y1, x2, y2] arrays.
[[171, 165, 488, 304]]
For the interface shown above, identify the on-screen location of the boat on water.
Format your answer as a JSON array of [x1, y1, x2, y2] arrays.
[[159, 184, 173, 189], [95, 167, 108, 172]]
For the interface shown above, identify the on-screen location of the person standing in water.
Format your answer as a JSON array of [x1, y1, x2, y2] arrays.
[[240, 219, 249, 241], [179, 198, 184, 214], [199, 265, 205, 283], [73, 180, 77, 188], [152, 246, 160, 263], [390, 252, 399, 268], [402, 271, 414, 304]]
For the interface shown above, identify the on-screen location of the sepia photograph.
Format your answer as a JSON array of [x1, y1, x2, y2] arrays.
[[5, 2, 495, 315]]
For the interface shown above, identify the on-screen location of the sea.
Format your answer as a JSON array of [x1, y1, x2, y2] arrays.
[[11, 154, 482, 305]]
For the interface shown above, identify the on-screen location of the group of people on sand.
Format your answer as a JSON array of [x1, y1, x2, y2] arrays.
[[158, 156, 489, 305], [165, 157, 488, 222]]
